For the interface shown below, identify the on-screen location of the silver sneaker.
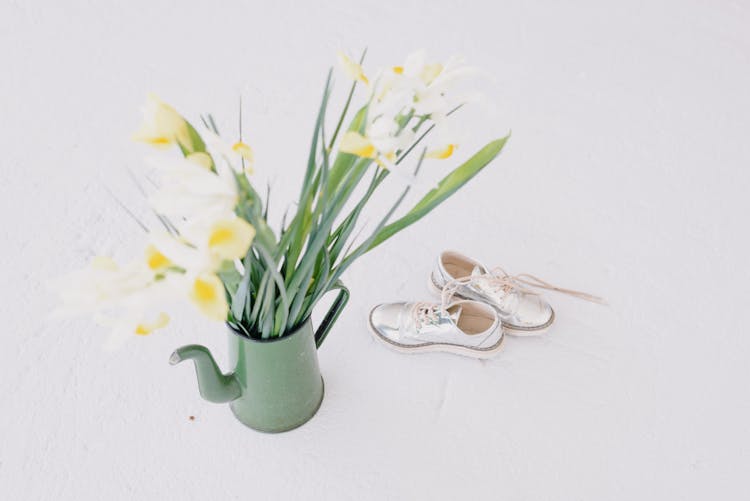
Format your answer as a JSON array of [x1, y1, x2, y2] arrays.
[[368, 300, 503, 359], [429, 251, 556, 336]]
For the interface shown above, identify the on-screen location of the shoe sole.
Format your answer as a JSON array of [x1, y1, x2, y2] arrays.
[[367, 309, 504, 360], [428, 272, 555, 337]]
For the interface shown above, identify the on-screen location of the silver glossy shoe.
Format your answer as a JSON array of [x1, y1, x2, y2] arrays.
[[429, 251, 556, 336], [368, 300, 503, 359]]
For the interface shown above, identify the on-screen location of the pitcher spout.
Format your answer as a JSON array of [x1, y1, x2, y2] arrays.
[[170, 344, 241, 403]]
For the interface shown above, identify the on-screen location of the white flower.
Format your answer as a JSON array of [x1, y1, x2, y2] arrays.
[[395, 50, 477, 118], [133, 94, 190, 148], [151, 217, 256, 271], [148, 216, 255, 322], [201, 129, 255, 176], [425, 121, 463, 160], [187, 271, 229, 321], [55, 256, 155, 314], [337, 51, 369, 86], [148, 155, 239, 224], [52, 255, 180, 347], [337, 50, 475, 167], [338, 88, 414, 166]]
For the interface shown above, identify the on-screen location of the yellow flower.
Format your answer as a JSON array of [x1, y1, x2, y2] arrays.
[[133, 94, 190, 148], [232, 141, 255, 174], [145, 244, 172, 270], [207, 218, 256, 262], [426, 144, 458, 160], [189, 272, 228, 321], [337, 51, 369, 85], [339, 131, 376, 158], [134, 312, 170, 335]]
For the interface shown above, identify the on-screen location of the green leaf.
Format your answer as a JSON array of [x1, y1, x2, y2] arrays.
[[285, 72, 333, 277], [217, 261, 242, 295], [326, 107, 367, 191], [326, 151, 425, 289], [365, 135, 509, 252]]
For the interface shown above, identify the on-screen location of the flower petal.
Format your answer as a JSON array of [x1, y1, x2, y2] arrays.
[[186, 152, 213, 170], [145, 244, 172, 270], [134, 312, 170, 335], [232, 141, 255, 174], [189, 272, 228, 321], [207, 218, 256, 262], [426, 144, 458, 159], [337, 51, 369, 85], [133, 94, 189, 148], [339, 131, 376, 158]]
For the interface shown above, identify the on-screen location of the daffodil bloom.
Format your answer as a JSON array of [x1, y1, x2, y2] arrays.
[[200, 129, 255, 176], [337, 51, 369, 85], [426, 144, 458, 159], [408, 53, 477, 118], [133, 94, 190, 148], [134, 312, 170, 335], [155, 215, 256, 269], [148, 231, 209, 273], [338, 108, 414, 168], [51, 254, 182, 348], [339, 131, 376, 158], [54, 256, 154, 314], [149, 223, 250, 322], [148, 156, 239, 224], [189, 272, 229, 321], [145, 244, 172, 270], [206, 218, 256, 262], [231, 141, 255, 175], [95, 308, 174, 350], [338, 129, 402, 169], [372, 51, 477, 122]]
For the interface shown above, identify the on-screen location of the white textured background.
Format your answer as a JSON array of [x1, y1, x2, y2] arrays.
[[2, 1, 749, 499]]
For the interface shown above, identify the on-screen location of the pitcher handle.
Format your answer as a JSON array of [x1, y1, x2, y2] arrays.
[[314, 281, 350, 348]]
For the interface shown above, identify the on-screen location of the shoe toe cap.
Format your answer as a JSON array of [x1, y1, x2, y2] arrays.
[[369, 303, 406, 340], [507, 295, 554, 330]]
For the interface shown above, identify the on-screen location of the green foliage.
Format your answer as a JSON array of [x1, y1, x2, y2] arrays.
[[216, 73, 508, 339]]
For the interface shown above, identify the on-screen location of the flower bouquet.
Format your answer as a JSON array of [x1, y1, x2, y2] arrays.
[[57, 50, 508, 432]]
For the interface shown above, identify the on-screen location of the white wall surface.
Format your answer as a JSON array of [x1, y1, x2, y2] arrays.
[[2, 0, 749, 499]]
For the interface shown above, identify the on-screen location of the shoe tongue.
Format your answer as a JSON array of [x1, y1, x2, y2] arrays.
[[445, 304, 463, 324]]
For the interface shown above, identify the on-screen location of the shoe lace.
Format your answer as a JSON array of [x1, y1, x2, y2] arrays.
[[441, 266, 606, 305], [410, 302, 444, 329]]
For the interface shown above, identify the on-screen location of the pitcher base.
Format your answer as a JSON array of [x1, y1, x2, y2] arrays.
[[229, 377, 325, 433]]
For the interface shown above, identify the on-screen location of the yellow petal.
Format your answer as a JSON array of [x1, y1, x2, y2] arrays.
[[134, 312, 170, 336], [337, 51, 369, 85], [420, 63, 444, 85], [189, 273, 228, 321], [145, 244, 172, 270], [232, 141, 255, 174], [207, 218, 256, 262], [339, 131, 376, 158], [133, 94, 190, 149], [232, 141, 253, 161], [426, 144, 457, 160], [186, 152, 213, 170]]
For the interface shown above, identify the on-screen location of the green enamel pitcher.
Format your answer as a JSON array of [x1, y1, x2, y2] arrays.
[[169, 285, 349, 433]]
